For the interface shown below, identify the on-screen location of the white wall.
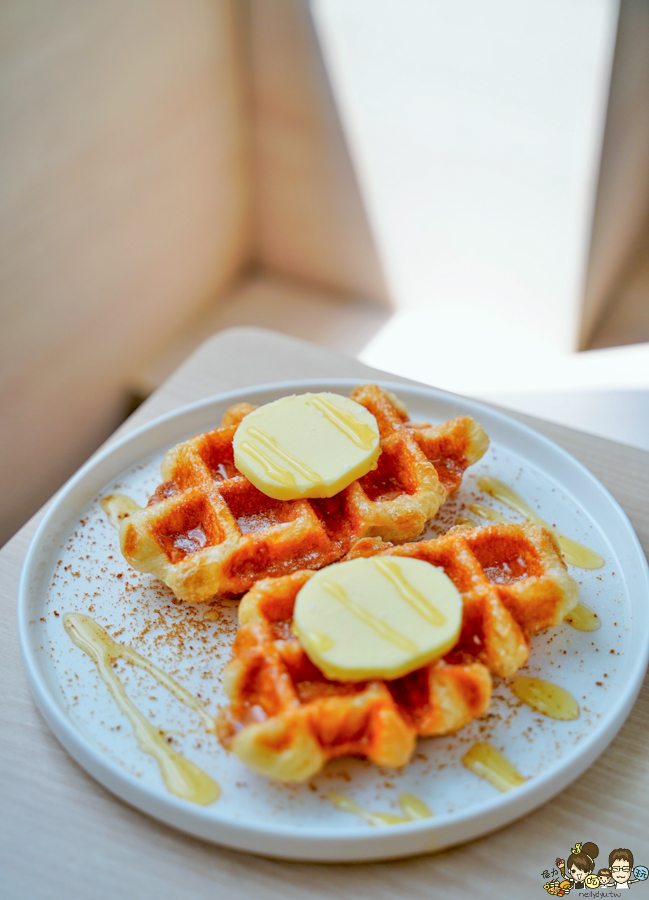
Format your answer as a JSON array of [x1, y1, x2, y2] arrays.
[[312, 0, 619, 351]]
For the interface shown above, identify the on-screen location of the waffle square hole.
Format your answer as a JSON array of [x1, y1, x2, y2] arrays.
[[156, 497, 222, 563], [411, 426, 469, 492], [220, 482, 302, 534], [425, 455, 464, 492], [359, 449, 412, 501], [469, 533, 541, 584], [195, 431, 239, 483], [387, 667, 430, 728], [311, 492, 352, 544]]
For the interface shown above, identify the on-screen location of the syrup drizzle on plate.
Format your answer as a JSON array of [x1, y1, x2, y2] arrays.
[[475, 476, 604, 569], [509, 676, 579, 720], [64, 613, 220, 806], [462, 742, 526, 792], [328, 792, 432, 826], [564, 602, 601, 632], [101, 494, 140, 528]]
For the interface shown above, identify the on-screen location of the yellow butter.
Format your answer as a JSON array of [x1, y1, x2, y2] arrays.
[[293, 556, 463, 681], [233, 392, 380, 500]]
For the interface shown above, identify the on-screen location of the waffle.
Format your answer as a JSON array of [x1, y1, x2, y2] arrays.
[[216, 523, 578, 781], [216, 570, 492, 781], [345, 523, 579, 678], [117, 385, 489, 602]]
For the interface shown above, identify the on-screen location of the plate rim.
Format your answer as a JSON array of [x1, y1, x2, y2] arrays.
[[17, 377, 649, 861]]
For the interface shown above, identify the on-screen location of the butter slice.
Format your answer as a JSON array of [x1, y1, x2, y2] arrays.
[[293, 556, 463, 682], [233, 392, 380, 500]]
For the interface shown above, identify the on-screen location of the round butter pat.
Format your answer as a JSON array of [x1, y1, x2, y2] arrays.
[[233, 392, 380, 501], [293, 556, 463, 682]]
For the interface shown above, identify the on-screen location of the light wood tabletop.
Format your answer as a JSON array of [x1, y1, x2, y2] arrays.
[[2, 327, 648, 899]]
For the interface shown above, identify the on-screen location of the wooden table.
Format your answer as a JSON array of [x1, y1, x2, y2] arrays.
[[2, 328, 648, 898]]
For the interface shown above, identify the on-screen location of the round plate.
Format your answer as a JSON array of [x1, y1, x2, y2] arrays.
[[18, 379, 649, 861]]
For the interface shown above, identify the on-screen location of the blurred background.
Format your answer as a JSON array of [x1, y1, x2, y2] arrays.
[[2, 0, 649, 547]]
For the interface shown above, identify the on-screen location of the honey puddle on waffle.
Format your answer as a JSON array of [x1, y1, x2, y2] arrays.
[[328, 792, 432, 827], [64, 613, 220, 806], [472, 477, 604, 569]]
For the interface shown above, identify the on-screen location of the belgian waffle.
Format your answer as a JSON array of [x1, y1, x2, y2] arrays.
[[347, 522, 579, 678], [216, 570, 492, 781], [216, 523, 578, 781], [117, 385, 489, 602]]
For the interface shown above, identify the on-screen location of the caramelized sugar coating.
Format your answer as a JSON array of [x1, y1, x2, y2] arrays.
[[216, 523, 577, 781], [348, 523, 579, 678], [217, 570, 491, 782], [118, 386, 489, 602]]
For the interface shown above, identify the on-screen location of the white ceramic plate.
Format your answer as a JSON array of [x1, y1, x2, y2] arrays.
[[18, 379, 649, 862]]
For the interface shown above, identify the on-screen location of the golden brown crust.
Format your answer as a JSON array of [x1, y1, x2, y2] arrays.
[[117, 386, 489, 601], [377, 523, 579, 677], [217, 615, 491, 781], [216, 523, 577, 781]]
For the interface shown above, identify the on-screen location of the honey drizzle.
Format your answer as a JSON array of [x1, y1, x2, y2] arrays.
[[565, 602, 601, 632], [398, 793, 433, 820], [306, 630, 335, 652], [509, 676, 579, 720], [320, 580, 418, 653], [307, 396, 376, 450], [239, 440, 297, 487], [101, 494, 140, 529], [454, 516, 478, 527], [375, 558, 446, 626], [247, 426, 321, 481], [64, 613, 220, 806], [328, 792, 432, 826], [468, 503, 509, 525], [475, 476, 604, 569], [462, 742, 526, 792]]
